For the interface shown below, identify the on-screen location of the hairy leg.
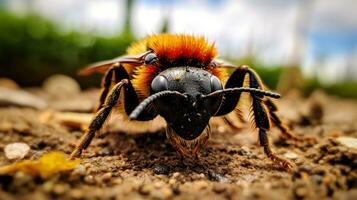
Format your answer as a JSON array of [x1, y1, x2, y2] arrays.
[[264, 99, 316, 144], [70, 66, 156, 158], [214, 65, 294, 170], [70, 81, 127, 158]]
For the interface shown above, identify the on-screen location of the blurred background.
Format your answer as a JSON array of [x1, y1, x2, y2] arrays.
[[0, 0, 356, 98]]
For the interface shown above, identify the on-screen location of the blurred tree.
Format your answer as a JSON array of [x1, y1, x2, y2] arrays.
[[0, 12, 134, 87], [160, 16, 170, 33], [159, 1, 172, 33], [277, 0, 315, 94], [122, 0, 134, 35]]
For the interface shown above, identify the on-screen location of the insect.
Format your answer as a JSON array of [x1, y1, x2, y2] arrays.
[[70, 34, 308, 170]]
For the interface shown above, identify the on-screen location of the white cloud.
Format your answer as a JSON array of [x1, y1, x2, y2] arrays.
[[5, 0, 357, 81], [311, 0, 357, 32]]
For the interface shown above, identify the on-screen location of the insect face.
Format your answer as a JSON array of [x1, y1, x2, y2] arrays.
[[151, 67, 223, 140]]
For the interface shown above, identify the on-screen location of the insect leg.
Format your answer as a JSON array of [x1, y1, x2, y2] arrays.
[[248, 69, 294, 170], [70, 81, 127, 158], [70, 66, 156, 158], [264, 99, 316, 143], [98, 64, 156, 119], [96, 63, 119, 111], [215, 65, 294, 170]]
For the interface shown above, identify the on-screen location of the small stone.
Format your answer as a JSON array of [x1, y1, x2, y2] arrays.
[[43, 181, 55, 193], [112, 178, 123, 185], [208, 171, 231, 183], [295, 186, 308, 198], [150, 186, 173, 199], [101, 172, 112, 182], [49, 112, 92, 129], [84, 163, 91, 169], [198, 173, 205, 178], [84, 175, 95, 184], [70, 188, 85, 199], [12, 172, 34, 188], [0, 78, 19, 89], [43, 74, 81, 99], [336, 137, 357, 149], [72, 165, 86, 176], [0, 87, 47, 110], [172, 172, 180, 178], [284, 151, 300, 160], [213, 183, 227, 193], [153, 181, 165, 189], [139, 184, 154, 195], [4, 142, 30, 160], [158, 187, 173, 199], [153, 163, 170, 175], [53, 184, 70, 195], [168, 178, 176, 185], [195, 180, 209, 190]]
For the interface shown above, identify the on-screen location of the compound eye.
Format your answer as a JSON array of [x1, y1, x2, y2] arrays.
[[144, 53, 158, 65], [151, 75, 168, 93], [210, 75, 222, 92]]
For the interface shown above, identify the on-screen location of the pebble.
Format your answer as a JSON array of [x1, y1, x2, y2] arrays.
[[153, 163, 170, 175], [43, 74, 81, 99], [168, 178, 176, 185], [0, 87, 47, 110], [158, 187, 173, 199], [4, 142, 30, 160], [53, 184, 70, 195], [84, 175, 95, 184], [172, 172, 180, 178], [112, 178, 123, 185], [139, 184, 154, 195], [153, 181, 166, 189], [295, 186, 308, 198], [43, 181, 55, 192], [149, 186, 173, 199], [336, 137, 357, 149], [0, 78, 19, 89], [283, 151, 300, 160], [101, 172, 112, 182], [72, 164, 86, 176], [195, 180, 209, 190], [51, 99, 95, 112], [208, 171, 231, 183], [213, 183, 227, 193], [70, 188, 85, 199]]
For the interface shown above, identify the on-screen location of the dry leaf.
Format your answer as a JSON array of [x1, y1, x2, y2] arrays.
[[0, 152, 80, 178]]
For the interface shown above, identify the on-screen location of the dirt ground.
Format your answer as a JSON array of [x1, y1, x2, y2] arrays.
[[0, 78, 356, 200]]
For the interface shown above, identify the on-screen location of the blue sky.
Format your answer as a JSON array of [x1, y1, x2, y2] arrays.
[[4, 0, 357, 81]]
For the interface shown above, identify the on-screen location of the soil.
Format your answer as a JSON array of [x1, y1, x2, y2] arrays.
[[0, 82, 356, 200]]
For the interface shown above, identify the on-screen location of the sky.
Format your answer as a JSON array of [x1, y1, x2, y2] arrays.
[[4, 0, 357, 82]]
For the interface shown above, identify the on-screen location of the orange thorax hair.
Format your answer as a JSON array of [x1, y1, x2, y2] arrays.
[[127, 34, 226, 98]]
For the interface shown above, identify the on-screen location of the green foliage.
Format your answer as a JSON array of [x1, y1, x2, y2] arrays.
[[229, 57, 283, 89], [231, 57, 357, 99], [304, 79, 357, 99], [0, 11, 135, 87]]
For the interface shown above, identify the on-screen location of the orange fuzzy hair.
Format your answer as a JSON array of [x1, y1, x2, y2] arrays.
[[146, 34, 217, 67], [130, 34, 225, 98]]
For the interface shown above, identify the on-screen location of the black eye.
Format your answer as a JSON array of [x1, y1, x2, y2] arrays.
[[210, 75, 222, 92], [144, 53, 158, 65], [151, 75, 168, 93]]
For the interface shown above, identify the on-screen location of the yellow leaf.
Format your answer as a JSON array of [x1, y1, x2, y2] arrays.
[[0, 152, 80, 178]]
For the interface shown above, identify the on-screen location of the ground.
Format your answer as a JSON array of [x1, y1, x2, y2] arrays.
[[0, 78, 356, 200]]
